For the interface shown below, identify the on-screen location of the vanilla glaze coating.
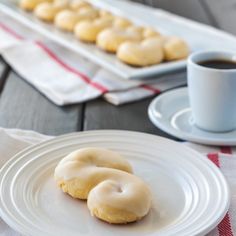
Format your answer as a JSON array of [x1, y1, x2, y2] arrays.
[[54, 147, 151, 224]]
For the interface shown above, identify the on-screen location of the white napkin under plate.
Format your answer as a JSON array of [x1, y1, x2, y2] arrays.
[[0, 127, 235, 236]]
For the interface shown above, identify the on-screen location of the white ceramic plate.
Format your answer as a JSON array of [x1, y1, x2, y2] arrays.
[[0, 130, 230, 236], [2, 0, 236, 79], [148, 87, 236, 146]]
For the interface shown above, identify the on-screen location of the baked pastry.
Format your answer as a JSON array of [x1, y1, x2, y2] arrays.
[[55, 148, 133, 199], [76, 6, 99, 20], [70, 0, 91, 10], [34, 2, 61, 22], [99, 9, 113, 18], [143, 27, 160, 38], [88, 174, 151, 224], [74, 17, 114, 43], [125, 26, 160, 39], [117, 37, 164, 66], [54, 147, 151, 224], [164, 36, 189, 61], [127, 25, 144, 34], [53, 0, 69, 8], [96, 27, 142, 53], [113, 17, 132, 29], [55, 7, 99, 32], [19, 0, 52, 11], [55, 9, 80, 31]]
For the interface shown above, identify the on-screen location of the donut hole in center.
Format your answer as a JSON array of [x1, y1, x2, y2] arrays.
[[116, 185, 123, 193]]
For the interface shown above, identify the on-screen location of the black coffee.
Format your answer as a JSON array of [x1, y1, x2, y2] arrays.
[[198, 59, 236, 69]]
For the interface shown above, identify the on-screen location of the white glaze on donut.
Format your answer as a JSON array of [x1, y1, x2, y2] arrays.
[[54, 147, 151, 221]]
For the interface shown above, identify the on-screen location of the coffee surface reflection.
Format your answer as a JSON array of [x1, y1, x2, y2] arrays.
[[198, 59, 236, 69]]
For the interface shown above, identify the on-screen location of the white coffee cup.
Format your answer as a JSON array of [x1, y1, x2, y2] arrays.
[[187, 51, 236, 132]]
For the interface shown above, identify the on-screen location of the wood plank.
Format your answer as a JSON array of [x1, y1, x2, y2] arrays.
[[202, 0, 236, 34], [0, 58, 9, 93], [130, 0, 145, 3], [0, 71, 83, 135], [131, 0, 212, 24], [0, 59, 6, 78], [84, 97, 180, 140]]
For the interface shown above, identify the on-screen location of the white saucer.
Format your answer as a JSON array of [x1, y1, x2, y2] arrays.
[[148, 87, 236, 146], [0, 130, 230, 236]]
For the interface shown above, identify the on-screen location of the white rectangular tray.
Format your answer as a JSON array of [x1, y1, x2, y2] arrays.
[[1, 0, 236, 80]]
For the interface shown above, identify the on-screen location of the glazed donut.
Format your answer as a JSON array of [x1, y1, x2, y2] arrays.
[[143, 27, 161, 39], [76, 6, 99, 20], [19, 0, 52, 11], [127, 25, 144, 35], [70, 0, 91, 10], [96, 27, 142, 53], [54, 147, 151, 224], [34, 2, 63, 22], [117, 37, 164, 66], [55, 9, 79, 31], [126, 26, 160, 39], [53, 0, 69, 8], [55, 7, 99, 32], [74, 17, 114, 43], [99, 9, 113, 18], [113, 17, 132, 29], [164, 36, 189, 61]]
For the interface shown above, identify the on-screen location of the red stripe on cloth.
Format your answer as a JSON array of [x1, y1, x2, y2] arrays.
[[218, 214, 234, 236], [0, 22, 24, 40], [207, 153, 220, 167], [35, 41, 108, 93], [207, 152, 234, 236], [141, 85, 161, 94], [0, 22, 108, 93], [220, 147, 232, 154]]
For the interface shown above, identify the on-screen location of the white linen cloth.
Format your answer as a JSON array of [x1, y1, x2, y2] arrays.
[[1, 0, 236, 105], [0, 127, 235, 236]]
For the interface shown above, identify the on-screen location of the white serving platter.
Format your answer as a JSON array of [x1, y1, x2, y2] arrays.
[[0, 130, 230, 236], [1, 0, 236, 79]]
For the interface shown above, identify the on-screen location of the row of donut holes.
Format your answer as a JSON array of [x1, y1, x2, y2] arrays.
[[20, 0, 190, 67]]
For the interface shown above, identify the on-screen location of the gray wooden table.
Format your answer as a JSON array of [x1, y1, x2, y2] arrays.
[[0, 0, 234, 137]]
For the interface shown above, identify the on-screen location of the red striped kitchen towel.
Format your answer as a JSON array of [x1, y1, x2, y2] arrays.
[[0, 12, 186, 106], [2, 0, 236, 106], [185, 143, 236, 236]]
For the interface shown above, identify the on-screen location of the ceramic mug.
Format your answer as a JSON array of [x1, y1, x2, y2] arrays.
[[187, 51, 236, 132]]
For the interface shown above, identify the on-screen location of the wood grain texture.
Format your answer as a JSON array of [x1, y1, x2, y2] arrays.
[[130, 0, 145, 3], [0, 72, 82, 135], [0, 58, 9, 93], [0, 59, 6, 78], [84, 97, 179, 140], [202, 0, 236, 34]]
